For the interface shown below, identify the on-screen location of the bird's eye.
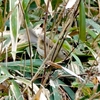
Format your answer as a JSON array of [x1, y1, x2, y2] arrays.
[[41, 40, 44, 44]]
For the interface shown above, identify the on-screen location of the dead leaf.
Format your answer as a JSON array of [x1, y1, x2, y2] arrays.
[[33, 88, 42, 100], [92, 77, 98, 85], [0, 84, 8, 94], [65, 0, 77, 9], [34, 0, 41, 7], [46, 61, 62, 69]]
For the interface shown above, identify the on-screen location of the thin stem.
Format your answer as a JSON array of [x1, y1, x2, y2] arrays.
[[43, 0, 51, 58], [19, 1, 33, 92]]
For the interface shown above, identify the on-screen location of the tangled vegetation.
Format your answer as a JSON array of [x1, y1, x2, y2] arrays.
[[0, 0, 100, 100]]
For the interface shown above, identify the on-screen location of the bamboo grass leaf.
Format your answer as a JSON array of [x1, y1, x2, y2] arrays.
[[35, 0, 41, 7], [10, 80, 24, 100], [22, 0, 29, 10], [9, 0, 20, 60], [0, 9, 4, 32], [86, 19, 100, 33], [58, 79, 75, 100], [79, 0, 86, 42], [62, 67, 84, 82]]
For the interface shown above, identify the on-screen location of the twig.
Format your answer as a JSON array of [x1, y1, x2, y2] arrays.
[[19, 1, 34, 92], [19, 1, 33, 77], [51, 0, 80, 61], [50, 5, 65, 39], [43, 0, 51, 58], [26, 0, 33, 11], [4, 0, 7, 22], [89, 92, 100, 100]]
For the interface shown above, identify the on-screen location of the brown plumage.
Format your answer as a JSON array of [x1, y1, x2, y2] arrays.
[[37, 34, 67, 60]]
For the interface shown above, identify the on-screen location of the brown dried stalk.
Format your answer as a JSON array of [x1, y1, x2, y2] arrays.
[[43, 0, 51, 58]]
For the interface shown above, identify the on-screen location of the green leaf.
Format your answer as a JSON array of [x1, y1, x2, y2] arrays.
[[58, 79, 75, 100], [0, 9, 4, 32], [33, 20, 44, 28], [72, 81, 94, 88], [22, 0, 30, 10], [16, 76, 30, 86], [9, 0, 19, 60], [71, 53, 84, 72], [0, 76, 10, 83], [52, 87, 62, 100], [62, 66, 84, 81], [1, 59, 43, 73], [10, 80, 24, 100], [0, 66, 13, 77], [52, 0, 62, 10], [79, 0, 86, 42], [0, 66, 13, 83], [85, 44, 97, 59], [86, 28, 97, 39], [86, 19, 100, 33], [24, 10, 31, 26], [50, 80, 62, 100], [63, 41, 72, 51]]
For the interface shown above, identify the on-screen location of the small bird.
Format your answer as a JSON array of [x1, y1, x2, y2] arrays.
[[37, 34, 53, 58], [37, 33, 67, 60], [19, 26, 67, 60]]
